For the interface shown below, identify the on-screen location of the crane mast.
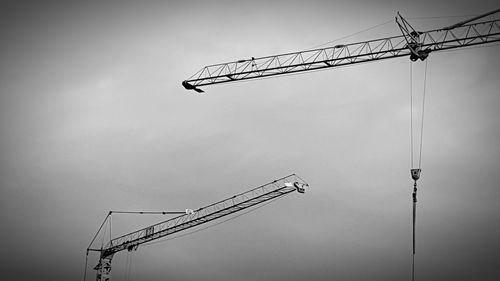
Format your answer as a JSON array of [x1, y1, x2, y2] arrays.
[[91, 174, 308, 281], [182, 10, 500, 93]]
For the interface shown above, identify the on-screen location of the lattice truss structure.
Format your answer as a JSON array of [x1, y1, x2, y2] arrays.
[[100, 174, 307, 258], [182, 18, 500, 90]]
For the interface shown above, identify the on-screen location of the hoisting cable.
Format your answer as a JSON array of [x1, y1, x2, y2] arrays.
[[410, 62, 414, 167], [125, 250, 133, 281], [418, 60, 428, 169], [409, 59, 428, 281], [124, 252, 129, 281], [83, 250, 89, 281]]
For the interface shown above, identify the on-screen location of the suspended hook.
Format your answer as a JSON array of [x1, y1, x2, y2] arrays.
[[411, 168, 421, 200], [410, 168, 421, 281], [411, 169, 421, 182]]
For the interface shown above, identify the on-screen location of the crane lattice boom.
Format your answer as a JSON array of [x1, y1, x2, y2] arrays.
[[182, 14, 500, 92], [92, 174, 308, 281], [100, 174, 307, 257]]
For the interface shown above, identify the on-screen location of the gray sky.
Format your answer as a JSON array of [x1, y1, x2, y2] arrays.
[[1, 1, 499, 280]]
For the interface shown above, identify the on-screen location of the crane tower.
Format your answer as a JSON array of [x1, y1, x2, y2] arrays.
[[181, 9, 500, 281]]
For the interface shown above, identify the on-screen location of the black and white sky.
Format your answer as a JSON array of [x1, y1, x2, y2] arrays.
[[1, 1, 499, 280]]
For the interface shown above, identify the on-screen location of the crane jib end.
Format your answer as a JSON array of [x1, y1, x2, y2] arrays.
[[182, 81, 205, 93]]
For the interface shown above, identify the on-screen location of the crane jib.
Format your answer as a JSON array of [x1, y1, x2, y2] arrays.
[[183, 17, 500, 92], [100, 174, 308, 257]]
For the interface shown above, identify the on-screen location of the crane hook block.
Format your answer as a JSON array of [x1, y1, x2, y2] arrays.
[[411, 169, 421, 181]]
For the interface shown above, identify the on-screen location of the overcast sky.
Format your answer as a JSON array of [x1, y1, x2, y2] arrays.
[[1, 1, 499, 281]]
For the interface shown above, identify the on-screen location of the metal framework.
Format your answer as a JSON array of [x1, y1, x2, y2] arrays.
[[93, 174, 308, 280], [182, 16, 500, 92]]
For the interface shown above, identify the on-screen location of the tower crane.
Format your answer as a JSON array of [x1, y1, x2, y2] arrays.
[[182, 10, 499, 93], [87, 174, 308, 281], [181, 9, 499, 281]]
